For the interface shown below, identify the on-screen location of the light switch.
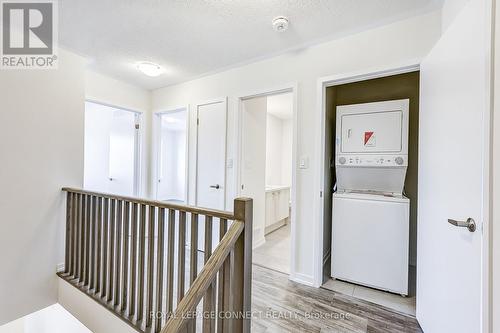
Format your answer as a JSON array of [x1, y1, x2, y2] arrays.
[[299, 156, 309, 169]]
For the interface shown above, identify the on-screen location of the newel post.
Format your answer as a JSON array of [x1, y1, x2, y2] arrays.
[[233, 198, 253, 333]]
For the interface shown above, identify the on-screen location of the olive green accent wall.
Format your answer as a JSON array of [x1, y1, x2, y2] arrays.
[[325, 71, 419, 291]]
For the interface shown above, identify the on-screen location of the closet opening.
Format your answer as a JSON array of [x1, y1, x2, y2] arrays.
[[321, 71, 420, 315]]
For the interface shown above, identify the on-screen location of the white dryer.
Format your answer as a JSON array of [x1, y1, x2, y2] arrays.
[[331, 99, 410, 295]]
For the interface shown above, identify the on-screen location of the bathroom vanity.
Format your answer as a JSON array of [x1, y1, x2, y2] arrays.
[[265, 186, 290, 235]]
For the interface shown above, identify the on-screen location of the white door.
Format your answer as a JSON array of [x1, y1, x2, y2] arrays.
[[417, 0, 491, 332], [240, 96, 267, 247], [84, 101, 140, 196], [241, 96, 267, 244], [196, 100, 227, 251], [108, 110, 139, 195]]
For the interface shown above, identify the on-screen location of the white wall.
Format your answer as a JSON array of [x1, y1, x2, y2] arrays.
[[265, 113, 283, 186], [0, 49, 86, 324], [441, 0, 470, 32], [281, 119, 293, 186], [158, 129, 186, 201], [265, 113, 292, 187], [85, 71, 152, 197], [85, 70, 150, 114], [151, 11, 441, 284]]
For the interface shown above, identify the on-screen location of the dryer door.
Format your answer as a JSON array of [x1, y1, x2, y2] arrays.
[[340, 110, 403, 153]]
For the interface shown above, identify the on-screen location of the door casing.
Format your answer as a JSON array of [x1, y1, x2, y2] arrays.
[[315, 62, 492, 330], [152, 106, 190, 203], [85, 99, 143, 197], [235, 83, 299, 283]]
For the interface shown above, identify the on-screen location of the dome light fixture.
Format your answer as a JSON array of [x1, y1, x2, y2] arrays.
[[272, 16, 289, 32], [137, 61, 163, 77]]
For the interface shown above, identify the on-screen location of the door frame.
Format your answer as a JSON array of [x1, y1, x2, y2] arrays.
[[194, 97, 228, 209], [314, 62, 492, 329], [235, 82, 299, 280], [314, 64, 419, 287], [151, 105, 190, 203], [84, 99, 144, 196]]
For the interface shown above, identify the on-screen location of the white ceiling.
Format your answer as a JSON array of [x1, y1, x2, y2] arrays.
[[60, 0, 443, 90], [267, 92, 293, 120]]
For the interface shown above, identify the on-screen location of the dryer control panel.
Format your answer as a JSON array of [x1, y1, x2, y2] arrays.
[[337, 155, 408, 167]]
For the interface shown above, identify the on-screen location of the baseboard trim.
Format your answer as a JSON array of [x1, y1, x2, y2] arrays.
[[58, 276, 137, 333], [264, 220, 286, 235], [253, 237, 266, 250], [289, 272, 315, 287]]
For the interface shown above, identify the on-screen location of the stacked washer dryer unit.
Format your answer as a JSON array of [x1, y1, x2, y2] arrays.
[[331, 99, 410, 296]]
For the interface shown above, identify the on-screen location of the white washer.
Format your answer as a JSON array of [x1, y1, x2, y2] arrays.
[[331, 192, 409, 295], [331, 99, 410, 295]]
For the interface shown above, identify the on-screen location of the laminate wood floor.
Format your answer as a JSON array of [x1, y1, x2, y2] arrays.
[[59, 236, 422, 333], [174, 246, 421, 332], [251, 265, 422, 333], [253, 224, 291, 274]]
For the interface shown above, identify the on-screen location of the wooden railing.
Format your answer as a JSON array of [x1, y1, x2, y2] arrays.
[[58, 188, 252, 333]]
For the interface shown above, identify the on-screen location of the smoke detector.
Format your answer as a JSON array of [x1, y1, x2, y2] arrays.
[[272, 16, 289, 32]]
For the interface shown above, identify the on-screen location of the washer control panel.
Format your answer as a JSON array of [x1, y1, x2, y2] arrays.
[[337, 155, 407, 167]]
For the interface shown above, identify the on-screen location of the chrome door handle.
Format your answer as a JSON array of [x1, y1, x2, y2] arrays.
[[210, 184, 220, 189], [447, 217, 476, 232]]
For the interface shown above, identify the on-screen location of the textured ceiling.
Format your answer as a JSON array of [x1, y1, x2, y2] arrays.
[[60, 0, 443, 90]]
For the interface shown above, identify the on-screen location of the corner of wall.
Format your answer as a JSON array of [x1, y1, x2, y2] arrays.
[[440, 0, 471, 33]]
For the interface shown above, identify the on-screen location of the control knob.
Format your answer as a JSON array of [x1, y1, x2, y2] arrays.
[[339, 157, 346, 165], [395, 157, 404, 165]]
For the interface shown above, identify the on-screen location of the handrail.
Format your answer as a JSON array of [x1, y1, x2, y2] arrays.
[[161, 220, 244, 333], [62, 187, 235, 220], [59, 188, 253, 333]]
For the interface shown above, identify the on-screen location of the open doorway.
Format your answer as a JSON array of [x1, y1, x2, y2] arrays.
[[84, 101, 141, 196], [320, 71, 419, 315], [154, 108, 188, 203], [239, 90, 294, 275]]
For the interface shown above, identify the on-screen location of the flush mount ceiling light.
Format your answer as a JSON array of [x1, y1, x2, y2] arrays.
[[137, 61, 163, 77], [272, 16, 289, 32]]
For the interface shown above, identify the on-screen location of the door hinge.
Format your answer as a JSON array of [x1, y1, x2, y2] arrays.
[[320, 191, 323, 198], [197, 118, 199, 126], [135, 124, 140, 130], [241, 184, 244, 190]]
